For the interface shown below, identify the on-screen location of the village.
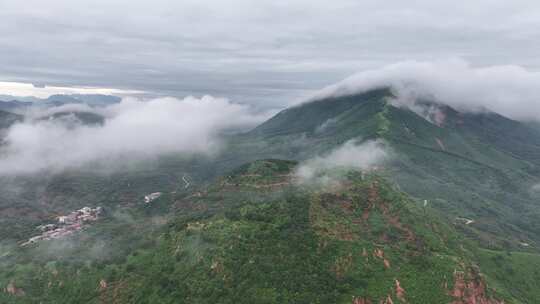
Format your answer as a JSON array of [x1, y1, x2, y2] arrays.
[[21, 206, 103, 246]]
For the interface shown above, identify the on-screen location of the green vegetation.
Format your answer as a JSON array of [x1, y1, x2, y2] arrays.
[[476, 249, 540, 303], [0, 160, 519, 303]]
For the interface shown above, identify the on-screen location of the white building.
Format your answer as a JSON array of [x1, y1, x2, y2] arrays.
[[144, 192, 162, 203]]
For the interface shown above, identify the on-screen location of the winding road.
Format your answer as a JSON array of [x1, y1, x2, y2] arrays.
[[182, 174, 191, 189]]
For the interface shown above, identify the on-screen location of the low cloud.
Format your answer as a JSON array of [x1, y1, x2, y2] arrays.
[[296, 139, 389, 184], [0, 96, 270, 175], [310, 59, 540, 122]]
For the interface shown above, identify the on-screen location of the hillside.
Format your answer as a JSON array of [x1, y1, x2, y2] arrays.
[[0, 160, 520, 303], [228, 89, 540, 250]]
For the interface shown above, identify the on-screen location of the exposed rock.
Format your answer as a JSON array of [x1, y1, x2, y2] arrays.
[[5, 282, 25, 296], [448, 268, 504, 304], [99, 279, 108, 290], [382, 295, 394, 304], [352, 297, 372, 304], [373, 248, 391, 269], [362, 248, 368, 257], [395, 279, 406, 302]]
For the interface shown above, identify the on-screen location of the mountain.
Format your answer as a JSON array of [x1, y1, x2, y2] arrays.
[[1, 87, 540, 303], [232, 88, 540, 250], [249, 88, 391, 138]]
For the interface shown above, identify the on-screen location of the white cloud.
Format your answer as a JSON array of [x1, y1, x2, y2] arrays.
[[296, 139, 389, 184], [0, 95, 270, 175], [310, 59, 540, 122]]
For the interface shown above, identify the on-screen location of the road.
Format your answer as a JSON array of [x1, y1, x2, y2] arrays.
[[182, 174, 191, 189]]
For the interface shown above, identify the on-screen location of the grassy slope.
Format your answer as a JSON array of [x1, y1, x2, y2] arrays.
[[475, 249, 540, 303], [384, 105, 540, 249]]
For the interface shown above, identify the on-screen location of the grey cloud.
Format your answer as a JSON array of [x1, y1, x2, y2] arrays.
[[2, 1, 540, 108]]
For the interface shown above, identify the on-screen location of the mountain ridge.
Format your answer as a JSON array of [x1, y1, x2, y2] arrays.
[[0, 94, 121, 113], [228, 88, 540, 251]]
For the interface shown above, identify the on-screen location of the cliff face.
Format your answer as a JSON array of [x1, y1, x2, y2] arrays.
[[446, 267, 504, 304]]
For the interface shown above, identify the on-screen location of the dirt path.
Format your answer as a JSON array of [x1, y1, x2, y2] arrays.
[[435, 137, 446, 151]]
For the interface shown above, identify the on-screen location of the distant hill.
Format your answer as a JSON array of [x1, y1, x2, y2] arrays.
[[0, 94, 121, 111], [37, 111, 106, 126], [44, 94, 121, 107], [0, 100, 31, 113], [0, 110, 22, 129], [0, 95, 41, 103]]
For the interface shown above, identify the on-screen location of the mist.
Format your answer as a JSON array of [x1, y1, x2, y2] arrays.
[[310, 59, 540, 122], [296, 139, 389, 184], [0, 96, 271, 175]]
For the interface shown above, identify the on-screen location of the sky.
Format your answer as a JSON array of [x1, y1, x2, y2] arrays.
[[2, 0, 540, 108]]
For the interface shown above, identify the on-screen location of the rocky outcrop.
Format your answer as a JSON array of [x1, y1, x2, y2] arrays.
[[5, 282, 25, 296], [448, 268, 504, 304]]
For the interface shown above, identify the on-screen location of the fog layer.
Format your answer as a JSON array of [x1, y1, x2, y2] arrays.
[[0, 96, 269, 175]]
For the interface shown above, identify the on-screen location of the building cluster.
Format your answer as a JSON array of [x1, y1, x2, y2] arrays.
[[21, 206, 102, 246]]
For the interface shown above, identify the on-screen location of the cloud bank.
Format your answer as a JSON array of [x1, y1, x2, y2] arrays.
[[4, 1, 540, 107], [296, 139, 389, 184], [0, 96, 269, 175], [310, 59, 540, 122]]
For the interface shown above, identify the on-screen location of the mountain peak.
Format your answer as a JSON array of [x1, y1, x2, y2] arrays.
[[250, 88, 393, 137]]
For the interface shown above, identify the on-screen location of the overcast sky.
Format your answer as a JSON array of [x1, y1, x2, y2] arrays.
[[2, 0, 540, 108]]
